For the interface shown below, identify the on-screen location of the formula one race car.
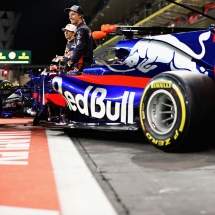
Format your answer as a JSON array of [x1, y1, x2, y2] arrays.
[[0, 57, 67, 124], [2, 24, 215, 153]]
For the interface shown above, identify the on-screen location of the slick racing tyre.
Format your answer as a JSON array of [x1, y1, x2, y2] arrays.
[[139, 71, 215, 152], [0, 80, 14, 99]]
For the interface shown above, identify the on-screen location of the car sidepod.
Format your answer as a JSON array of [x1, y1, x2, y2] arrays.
[[51, 74, 150, 127], [140, 71, 215, 152]]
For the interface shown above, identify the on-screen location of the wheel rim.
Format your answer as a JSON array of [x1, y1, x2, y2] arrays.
[[146, 89, 177, 135]]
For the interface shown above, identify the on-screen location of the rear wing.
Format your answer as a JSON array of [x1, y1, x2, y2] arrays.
[[92, 24, 215, 40]]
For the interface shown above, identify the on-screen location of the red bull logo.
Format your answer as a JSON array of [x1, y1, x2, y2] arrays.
[[106, 31, 212, 75]]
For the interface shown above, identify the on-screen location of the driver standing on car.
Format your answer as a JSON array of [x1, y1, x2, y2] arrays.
[[61, 23, 76, 67], [64, 5, 97, 75], [55, 23, 77, 125], [49, 24, 76, 74]]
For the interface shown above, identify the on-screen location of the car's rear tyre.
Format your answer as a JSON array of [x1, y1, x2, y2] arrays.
[[0, 80, 14, 99], [139, 71, 215, 152]]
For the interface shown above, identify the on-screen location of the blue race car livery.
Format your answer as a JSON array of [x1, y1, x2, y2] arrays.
[[50, 24, 215, 152]]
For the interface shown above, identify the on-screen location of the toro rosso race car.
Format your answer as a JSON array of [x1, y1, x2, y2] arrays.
[[0, 62, 67, 124], [2, 24, 215, 152], [52, 23, 215, 152]]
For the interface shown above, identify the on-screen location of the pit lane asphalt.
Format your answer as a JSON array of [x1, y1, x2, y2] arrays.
[[64, 128, 215, 215], [1, 117, 215, 215]]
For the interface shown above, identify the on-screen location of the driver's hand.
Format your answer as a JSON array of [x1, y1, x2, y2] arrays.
[[59, 57, 64, 65], [65, 61, 73, 71]]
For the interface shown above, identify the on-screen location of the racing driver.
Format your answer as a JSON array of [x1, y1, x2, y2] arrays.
[[64, 5, 97, 75], [62, 23, 76, 67]]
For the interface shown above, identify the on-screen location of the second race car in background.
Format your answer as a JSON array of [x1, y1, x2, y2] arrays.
[[0, 61, 67, 125]]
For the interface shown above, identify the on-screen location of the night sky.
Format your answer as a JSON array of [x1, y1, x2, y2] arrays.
[[1, 0, 80, 65]]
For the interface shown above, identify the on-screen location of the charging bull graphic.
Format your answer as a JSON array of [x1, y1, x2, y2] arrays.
[[106, 31, 211, 75]]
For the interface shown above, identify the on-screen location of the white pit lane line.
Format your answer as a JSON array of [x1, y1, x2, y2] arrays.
[[45, 129, 118, 215], [0, 206, 59, 215]]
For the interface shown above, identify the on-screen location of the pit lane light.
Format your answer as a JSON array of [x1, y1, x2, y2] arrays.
[[2, 70, 8, 76]]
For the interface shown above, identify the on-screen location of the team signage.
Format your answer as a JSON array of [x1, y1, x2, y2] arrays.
[[0, 50, 31, 64]]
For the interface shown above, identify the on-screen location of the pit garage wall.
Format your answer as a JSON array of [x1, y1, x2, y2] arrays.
[[0, 11, 21, 49], [0, 11, 21, 83]]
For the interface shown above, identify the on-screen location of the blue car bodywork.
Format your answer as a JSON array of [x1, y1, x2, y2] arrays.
[[49, 24, 215, 152], [51, 25, 215, 125]]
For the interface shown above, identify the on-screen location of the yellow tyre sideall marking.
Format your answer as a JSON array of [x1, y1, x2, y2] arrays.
[[172, 83, 186, 132]]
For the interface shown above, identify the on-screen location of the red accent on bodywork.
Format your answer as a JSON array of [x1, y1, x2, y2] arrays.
[[45, 94, 67, 107], [38, 94, 66, 107], [75, 74, 151, 88], [32, 92, 38, 99]]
